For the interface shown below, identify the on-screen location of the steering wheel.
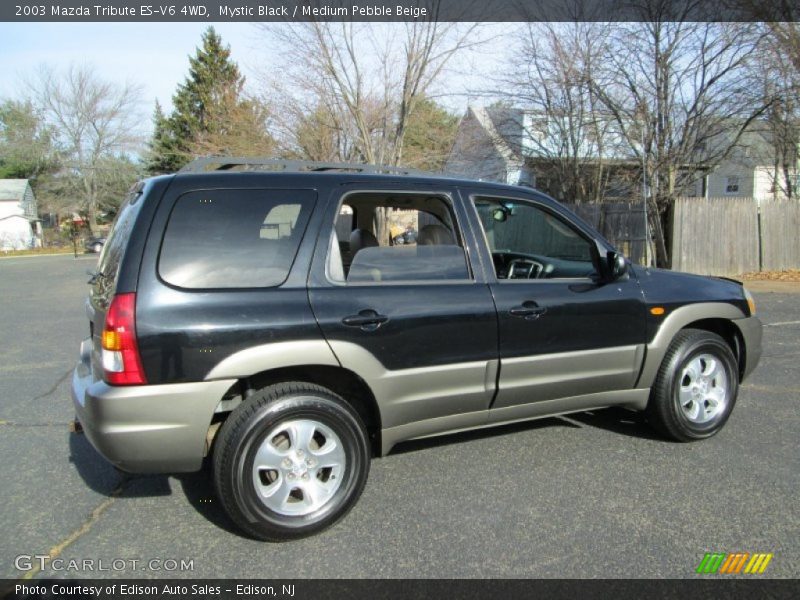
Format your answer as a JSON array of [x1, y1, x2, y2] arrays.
[[507, 258, 544, 279]]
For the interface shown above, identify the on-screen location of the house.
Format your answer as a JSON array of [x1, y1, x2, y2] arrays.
[[0, 179, 41, 250], [445, 106, 640, 201], [445, 106, 797, 203], [688, 128, 798, 202]]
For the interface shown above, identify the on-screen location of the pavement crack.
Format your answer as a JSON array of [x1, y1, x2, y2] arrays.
[[19, 477, 129, 580], [32, 368, 72, 401]]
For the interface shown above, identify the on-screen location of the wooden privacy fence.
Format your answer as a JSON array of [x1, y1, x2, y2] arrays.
[[563, 202, 649, 266], [672, 197, 800, 276], [760, 199, 800, 271]]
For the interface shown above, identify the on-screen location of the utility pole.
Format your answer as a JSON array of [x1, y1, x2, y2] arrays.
[[641, 128, 651, 267]]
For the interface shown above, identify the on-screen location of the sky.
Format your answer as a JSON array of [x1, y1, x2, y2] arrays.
[[0, 22, 506, 134], [0, 23, 260, 113]]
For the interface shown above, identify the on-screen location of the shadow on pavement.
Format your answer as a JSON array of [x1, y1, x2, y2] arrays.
[[567, 407, 666, 441], [67, 406, 666, 537], [389, 415, 581, 455], [390, 407, 666, 456], [177, 468, 241, 536], [68, 431, 172, 496], [69, 431, 240, 535]]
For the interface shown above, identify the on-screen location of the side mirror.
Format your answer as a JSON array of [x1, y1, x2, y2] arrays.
[[607, 251, 628, 281]]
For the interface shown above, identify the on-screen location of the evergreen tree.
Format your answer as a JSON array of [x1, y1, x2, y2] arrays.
[[145, 100, 179, 174], [147, 27, 274, 174], [0, 99, 57, 179], [402, 98, 459, 172]]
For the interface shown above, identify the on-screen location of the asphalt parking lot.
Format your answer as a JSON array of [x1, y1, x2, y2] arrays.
[[0, 254, 797, 579]]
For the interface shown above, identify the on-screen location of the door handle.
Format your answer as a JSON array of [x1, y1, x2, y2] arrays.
[[342, 309, 389, 329], [509, 302, 547, 319]]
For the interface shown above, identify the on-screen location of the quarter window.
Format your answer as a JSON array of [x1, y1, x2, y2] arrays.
[[159, 189, 314, 289]]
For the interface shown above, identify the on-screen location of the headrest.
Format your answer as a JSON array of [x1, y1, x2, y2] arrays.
[[417, 224, 454, 245], [349, 228, 379, 254]]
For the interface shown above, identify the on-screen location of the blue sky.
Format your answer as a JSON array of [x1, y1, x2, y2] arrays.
[[0, 22, 505, 137], [0, 22, 266, 114]]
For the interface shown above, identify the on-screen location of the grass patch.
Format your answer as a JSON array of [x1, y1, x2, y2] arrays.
[[1, 246, 81, 257]]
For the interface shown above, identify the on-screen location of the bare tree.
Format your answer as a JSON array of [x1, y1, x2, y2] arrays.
[[257, 19, 482, 239], [766, 22, 800, 73], [259, 21, 481, 162], [30, 64, 143, 229], [590, 17, 767, 267], [733, 1, 800, 201], [490, 22, 624, 203], [747, 29, 799, 200]]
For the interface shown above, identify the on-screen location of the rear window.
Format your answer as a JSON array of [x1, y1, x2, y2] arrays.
[[98, 183, 145, 281], [158, 189, 315, 289]]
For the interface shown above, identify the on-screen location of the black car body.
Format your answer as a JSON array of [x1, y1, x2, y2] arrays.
[[71, 160, 762, 540]]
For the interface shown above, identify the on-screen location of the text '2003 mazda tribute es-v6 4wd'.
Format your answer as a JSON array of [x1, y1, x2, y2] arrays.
[[71, 158, 762, 541]]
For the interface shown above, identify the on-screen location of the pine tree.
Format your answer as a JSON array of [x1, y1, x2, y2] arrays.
[[145, 100, 179, 175], [0, 99, 57, 179], [146, 27, 274, 174], [402, 98, 459, 172]]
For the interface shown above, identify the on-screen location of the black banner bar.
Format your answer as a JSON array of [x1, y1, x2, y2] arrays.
[[2, 0, 798, 23], [3, 579, 800, 600]]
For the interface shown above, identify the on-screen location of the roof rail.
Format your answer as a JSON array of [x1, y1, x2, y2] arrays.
[[178, 156, 431, 176]]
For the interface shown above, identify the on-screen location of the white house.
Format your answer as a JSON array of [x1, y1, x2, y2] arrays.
[[688, 129, 798, 202], [0, 179, 40, 250]]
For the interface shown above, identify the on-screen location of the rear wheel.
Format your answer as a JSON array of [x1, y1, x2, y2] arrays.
[[646, 329, 738, 441], [213, 382, 370, 541]]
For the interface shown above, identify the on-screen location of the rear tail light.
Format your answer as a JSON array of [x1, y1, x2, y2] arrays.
[[101, 292, 146, 385]]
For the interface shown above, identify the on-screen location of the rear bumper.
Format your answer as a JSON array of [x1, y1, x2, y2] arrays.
[[733, 316, 763, 381], [71, 338, 236, 473]]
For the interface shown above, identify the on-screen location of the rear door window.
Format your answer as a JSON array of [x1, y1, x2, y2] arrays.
[[327, 192, 471, 284], [159, 189, 315, 289]]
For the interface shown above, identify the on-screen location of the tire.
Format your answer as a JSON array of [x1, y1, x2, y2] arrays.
[[213, 381, 370, 541], [646, 329, 739, 442]]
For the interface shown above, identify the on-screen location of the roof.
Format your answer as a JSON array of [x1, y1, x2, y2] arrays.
[[703, 126, 781, 166], [0, 179, 31, 202], [168, 168, 538, 196], [469, 107, 522, 164]]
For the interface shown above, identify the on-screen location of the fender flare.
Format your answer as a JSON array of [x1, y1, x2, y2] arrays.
[[636, 302, 746, 389]]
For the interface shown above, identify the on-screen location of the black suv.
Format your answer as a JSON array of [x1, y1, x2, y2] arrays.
[[71, 158, 762, 541]]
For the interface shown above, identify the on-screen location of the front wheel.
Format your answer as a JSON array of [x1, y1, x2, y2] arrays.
[[213, 382, 370, 541], [646, 329, 739, 442]]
